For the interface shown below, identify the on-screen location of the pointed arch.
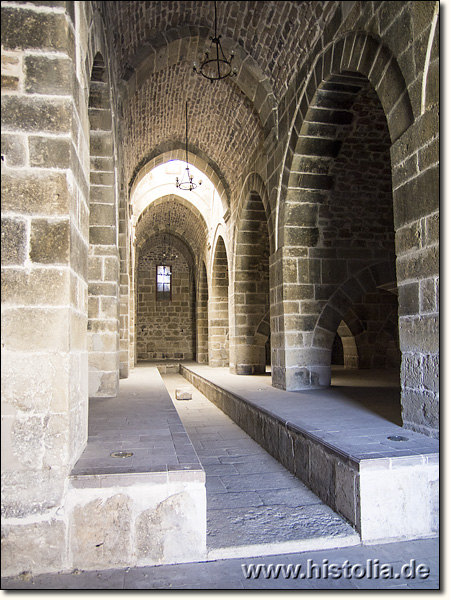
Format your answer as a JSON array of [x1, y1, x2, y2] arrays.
[[209, 234, 230, 367], [276, 31, 414, 250]]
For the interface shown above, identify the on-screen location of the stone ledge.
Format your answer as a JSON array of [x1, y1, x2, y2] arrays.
[[65, 366, 207, 571], [180, 364, 439, 543]]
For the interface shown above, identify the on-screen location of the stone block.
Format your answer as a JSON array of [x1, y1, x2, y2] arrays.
[[395, 221, 422, 255], [135, 490, 206, 565], [88, 108, 112, 132], [30, 218, 70, 264], [71, 494, 133, 569], [397, 246, 439, 282], [424, 212, 439, 246], [398, 282, 419, 316], [1, 217, 27, 265], [2, 307, 70, 352], [24, 55, 71, 94], [29, 135, 71, 169], [299, 136, 342, 158], [334, 461, 358, 527], [401, 352, 422, 390], [393, 167, 439, 229], [1, 467, 66, 519], [89, 203, 116, 227], [89, 131, 113, 157], [424, 58, 439, 111], [90, 170, 115, 186], [2, 266, 70, 306], [1, 519, 67, 577], [1, 171, 70, 215], [309, 443, 335, 508], [1, 350, 70, 413], [284, 226, 319, 247], [422, 353, 439, 393], [2, 95, 72, 134], [89, 225, 116, 246], [1, 74, 19, 90], [88, 351, 119, 374], [1, 6, 72, 53], [88, 82, 110, 110], [401, 387, 437, 432], [1, 133, 26, 167], [420, 277, 437, 313], [359, 463, 433, 542], [88, 369, 119, 398], [387, 95, 414, 143]]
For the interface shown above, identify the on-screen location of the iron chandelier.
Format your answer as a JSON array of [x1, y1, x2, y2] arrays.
[[175, 101, 201, 192], [193, 1, 237, 82]]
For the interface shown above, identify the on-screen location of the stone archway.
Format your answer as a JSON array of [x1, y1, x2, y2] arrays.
[[196, 261, 209, 364], [232, 191, 270, 375], [311, 262, 398, 385], [271, 33, 411, 391], [210, 236, 230, 367], [134, 196, 209, 364]]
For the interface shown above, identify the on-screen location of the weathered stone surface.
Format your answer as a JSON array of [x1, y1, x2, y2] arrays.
[[1, 218, 27, 265], [359, 464, 434, 542], [1, 519, 67, 577], [393, 167, 439, 228], [1, 171, 70, 215], [2, 95, 72, 134], [1, 133, 26, 167], [1, 7, 71, 52], [1, 467, 66, 518], [28, 135, 71, 169], [135, 491, 204, 563], [71, 494, 133, 569], [334, 461, 358, 525], [25, 55, 71, 94], [1, 350, 70, 413], [30, 219, 70, 264], [1, 307, 70, 352]]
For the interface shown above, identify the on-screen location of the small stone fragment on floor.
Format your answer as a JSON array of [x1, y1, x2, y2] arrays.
[[175, 387, 192, 400]]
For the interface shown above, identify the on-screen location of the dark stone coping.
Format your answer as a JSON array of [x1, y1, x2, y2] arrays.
[[180, 364, 439, 471]]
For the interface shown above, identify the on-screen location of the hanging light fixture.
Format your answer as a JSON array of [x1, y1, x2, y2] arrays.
[[175, 101, 201, 192], [161, 210, 178, 263], [193, 0, 237, 82]]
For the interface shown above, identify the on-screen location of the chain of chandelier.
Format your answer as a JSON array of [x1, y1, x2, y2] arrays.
[[175, 1, 236, 193]]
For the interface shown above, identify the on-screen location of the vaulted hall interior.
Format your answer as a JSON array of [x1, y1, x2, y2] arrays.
[[1, 0, 439, 577]]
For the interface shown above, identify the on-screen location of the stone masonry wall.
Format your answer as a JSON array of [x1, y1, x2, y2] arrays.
[[87, 61, 120, 397], [136, 236, 195, 361], [267, 2, 439, 440], [1, 0, 92, 574]]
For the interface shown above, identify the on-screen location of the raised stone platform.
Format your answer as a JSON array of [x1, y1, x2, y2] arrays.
[[68, 366, 206, 571], [161, 371, 360, 560], [180, 364, 439, 544]]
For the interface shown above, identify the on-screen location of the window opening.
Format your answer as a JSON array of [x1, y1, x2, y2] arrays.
[[156, 265, 172, 301]]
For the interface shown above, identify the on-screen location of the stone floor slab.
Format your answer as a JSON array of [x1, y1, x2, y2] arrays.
[[161, 372, 360, 560]]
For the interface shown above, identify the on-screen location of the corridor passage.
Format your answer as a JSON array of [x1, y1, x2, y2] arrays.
[[161, 372, 358, 559]]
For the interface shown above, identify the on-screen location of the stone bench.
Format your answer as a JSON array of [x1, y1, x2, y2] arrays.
[[68, 366, 206, 571]]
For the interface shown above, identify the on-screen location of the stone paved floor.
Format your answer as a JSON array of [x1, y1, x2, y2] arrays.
[[1, 537, 439, 589], [1, 366, 439, 590], [162, 373, 358, 559]]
